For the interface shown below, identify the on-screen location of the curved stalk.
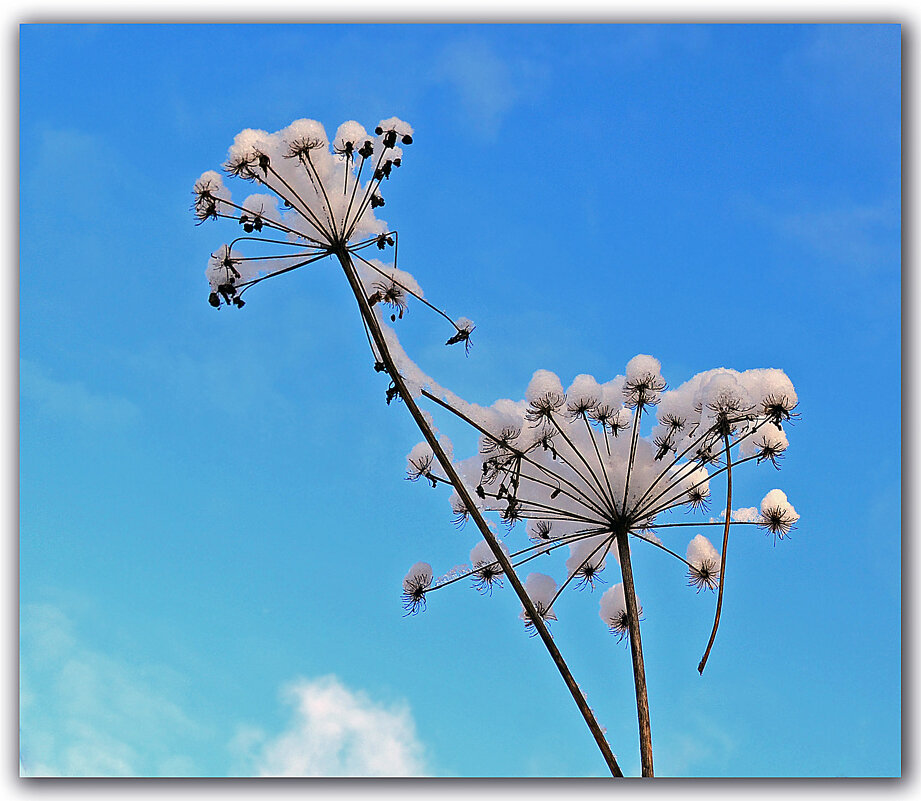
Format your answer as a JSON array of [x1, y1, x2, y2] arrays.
[[697, 430, 734, 675]]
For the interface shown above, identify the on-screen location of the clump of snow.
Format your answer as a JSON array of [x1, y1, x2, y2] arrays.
[[470, 539, 509, 567], [566, 534, 615, 577], [731, 507, 760, 523], [599, 584, 633, 626], [625, 355, 662, 386], [566, 374, 602, 408], [402, 562, 433, 592], [520, 572, 558, 623], [686, 534, 719, 569], [761, 489, 798, 520]]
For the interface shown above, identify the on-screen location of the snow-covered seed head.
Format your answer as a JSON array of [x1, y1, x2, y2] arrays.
[[450, 494, 469, 529], [405, 442, 436, 484], [192, 171, 228, 222], [196, 115, 418, 308], [758, 489, 799, 541], [281, 118, 328, 160], [566, 374, 602, 419], [375, 117, 414, 149], [756, 370, 799, 426], [333, 121, 368, 161], [624, 355, 666, 409], [686, 534, 720, 592], [528, 520, 554, 543], [520, 572, 558, 632], [446, 317, 476, 352], [752, 427, 789, 468], [763, 394, 799, 426], [566, 535, 614, 591], [525, 370, 566, 423], [402, 562, 433, 615], [469, 540, 508, 595], [599, 583, 642, 642]]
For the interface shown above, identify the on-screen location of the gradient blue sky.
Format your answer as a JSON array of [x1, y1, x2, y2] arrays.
[[19, 23, 900, 778]]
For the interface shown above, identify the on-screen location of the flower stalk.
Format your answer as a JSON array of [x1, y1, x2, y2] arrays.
[[334, 246, 623, 777], [697, 430, 734, 675], [613, 523, 653, 776]]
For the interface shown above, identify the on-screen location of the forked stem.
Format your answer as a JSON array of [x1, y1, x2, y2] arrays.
[[334, 248, 624, 778]]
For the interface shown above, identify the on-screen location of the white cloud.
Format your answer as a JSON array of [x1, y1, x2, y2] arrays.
[[20, 604, 428, 777], [20, 603, 201, 777], [20, 358, 139, 427], [234, 675, 426, 777]]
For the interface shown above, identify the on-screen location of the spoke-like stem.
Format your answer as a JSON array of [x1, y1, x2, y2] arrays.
[[621, 404, 644, 518], [213, 201, 325, 246], [335, 249, 623, 777], [638, 453, 759, 523], [547, 532, 617, 611], [420, 390, 612, 521], [341, 154, 367, 239], [697, 430, 733, 675], [584, 415, 616, 511], [263, 163, 336, 243], [428, 527, 608, 593], [344, 146, 392, 241], [350, 249, 462, 329], [303, 151, 338, 239], [236, 252, 331, 295], [630, 530, 692, 569], [547, 414, 616, 517], [633, 418, 771, 521]]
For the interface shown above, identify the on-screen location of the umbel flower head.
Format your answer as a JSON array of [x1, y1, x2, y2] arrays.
[[398, 354, 800, 648], [193, 116, 476, 352]]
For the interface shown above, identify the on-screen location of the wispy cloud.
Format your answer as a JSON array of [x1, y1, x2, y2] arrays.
[[436, 39, 540, 140], [232, 675, 426, 777], [739, 195, 899, 275], [20, 603, 202, 777], [20, 358, 140, 427]]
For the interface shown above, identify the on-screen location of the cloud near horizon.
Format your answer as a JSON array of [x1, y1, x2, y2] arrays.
[[233, 675, 426, 777]]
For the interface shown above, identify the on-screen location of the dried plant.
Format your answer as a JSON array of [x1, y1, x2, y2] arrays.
[[192, 116, 800, 777]]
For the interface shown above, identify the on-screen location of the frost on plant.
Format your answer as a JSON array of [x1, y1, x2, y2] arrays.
[[193, 115, 800, 777], [401, 356, 800, 660]]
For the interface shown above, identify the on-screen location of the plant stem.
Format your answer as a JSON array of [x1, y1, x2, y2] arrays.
[[697, 430, 733, 675], [334, 248, 624, 778], [614, 524, 654, 777]]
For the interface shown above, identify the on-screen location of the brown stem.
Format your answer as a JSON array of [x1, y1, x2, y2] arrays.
[[335, 248, 624, 777], [697, 430, 733, 675], [614, 525, 654, 777]]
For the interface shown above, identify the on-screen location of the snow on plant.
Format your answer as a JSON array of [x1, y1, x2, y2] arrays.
[[192, 116, 800, 779]]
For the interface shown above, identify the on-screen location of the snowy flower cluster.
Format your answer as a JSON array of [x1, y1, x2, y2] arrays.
[[401, 355, 799, 636], [192, 117, 430, 310]]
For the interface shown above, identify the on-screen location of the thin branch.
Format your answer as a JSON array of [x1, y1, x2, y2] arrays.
[[697, 430, 733, 675]]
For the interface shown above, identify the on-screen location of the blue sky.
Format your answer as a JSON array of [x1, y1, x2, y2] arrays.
[[19, 23, 900, 778]]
